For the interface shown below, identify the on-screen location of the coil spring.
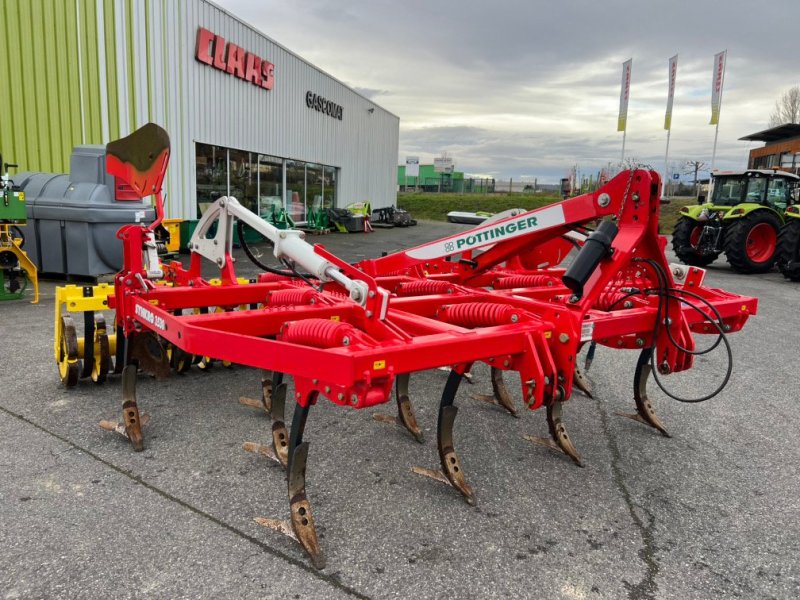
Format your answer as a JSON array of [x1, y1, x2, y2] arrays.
[[394, 279, 454, 296], [594, 291, 633, 311], [267, 288, 317, 306], [258, 272, 290, 283], [493, 274, 557, 289], [438, 302, 520, 328], [280, 318, 357, 348]]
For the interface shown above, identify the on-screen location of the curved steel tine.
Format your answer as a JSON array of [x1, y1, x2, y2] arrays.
[[271, 382, 289, 467], [619, 348, 671, 437], [121, 364, 144, 452]]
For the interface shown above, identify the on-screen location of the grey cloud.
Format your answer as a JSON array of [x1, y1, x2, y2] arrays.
[[219, 0, 799, 182]]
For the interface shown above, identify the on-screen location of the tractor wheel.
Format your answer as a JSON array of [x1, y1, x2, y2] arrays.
[[671, 217, 719, 267], [723, 211, 781, 274], [777, 219, 800, 281]]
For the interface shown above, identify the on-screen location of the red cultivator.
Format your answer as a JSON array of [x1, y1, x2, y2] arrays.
[[104, 125, 756, 568]]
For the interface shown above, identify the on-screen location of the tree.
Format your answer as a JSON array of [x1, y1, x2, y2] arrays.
[[684, 160, 707, 199], [768, 86, 800, 127]]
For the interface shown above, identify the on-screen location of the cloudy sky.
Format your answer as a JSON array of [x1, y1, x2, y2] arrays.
[[218, 0, 798, 183]]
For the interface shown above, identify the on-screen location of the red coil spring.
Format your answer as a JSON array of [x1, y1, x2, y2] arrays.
[[280, 318, 358, 348], [258, 272, 291, 283], [267, 288, 317, 306], [493, 274, 558, 289], [438, 302, 520, 328], [594, 291, 633, 311], [395, 279, 454, 296]]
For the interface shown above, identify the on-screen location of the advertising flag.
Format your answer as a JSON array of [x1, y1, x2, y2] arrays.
[[618, 59, 632, 132], [710, 50, 727, 125], [664, 55, 678, 130]]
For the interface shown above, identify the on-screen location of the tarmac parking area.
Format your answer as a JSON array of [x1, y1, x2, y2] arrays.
[[1, 221, 798, 599]]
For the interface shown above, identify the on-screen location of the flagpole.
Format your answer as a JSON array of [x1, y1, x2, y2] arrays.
[[621, 130, 627, 166]]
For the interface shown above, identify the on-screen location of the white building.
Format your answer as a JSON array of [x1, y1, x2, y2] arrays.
[[1, 0, 400, 224]]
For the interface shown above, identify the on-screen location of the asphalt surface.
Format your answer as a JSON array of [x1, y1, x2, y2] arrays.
[[1, 221, 798, 599]]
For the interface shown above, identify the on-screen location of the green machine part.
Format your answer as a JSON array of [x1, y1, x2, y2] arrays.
[[1, 188, 27, 223]]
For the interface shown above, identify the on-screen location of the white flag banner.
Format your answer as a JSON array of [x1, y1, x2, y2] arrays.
[[710, 50, 727, 125], [618, 59, 632, 132], [665, 55, 678, 130]]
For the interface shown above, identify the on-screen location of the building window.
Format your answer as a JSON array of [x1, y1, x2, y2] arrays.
[[196, 143, 227, 216], [323, 165, 336, 209], [195, 142, 339, 221], [257, 155, 283, 218], [228, 149, 257, 213], [285, 160, 307, 222]]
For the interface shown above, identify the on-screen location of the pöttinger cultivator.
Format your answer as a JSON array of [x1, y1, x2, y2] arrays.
[[100, 124, 756, 568]]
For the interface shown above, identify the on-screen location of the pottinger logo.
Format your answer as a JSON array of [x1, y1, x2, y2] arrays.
[[405, 205, 566, 261], [455, 215, 539, 250], [195, 27, 275, 91]]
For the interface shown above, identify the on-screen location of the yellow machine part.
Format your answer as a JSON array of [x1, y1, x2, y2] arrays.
[[54, 283, 116, 363], [0, 225, 39, 304]]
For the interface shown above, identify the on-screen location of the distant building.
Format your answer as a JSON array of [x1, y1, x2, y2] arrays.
[[740, 124, 800, 174], [397, 165, 467, 191]]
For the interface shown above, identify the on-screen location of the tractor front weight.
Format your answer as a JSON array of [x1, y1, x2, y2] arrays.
[[96, 124, 756, 568]]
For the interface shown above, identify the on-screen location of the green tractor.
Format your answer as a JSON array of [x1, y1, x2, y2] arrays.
[[672, 169, 799, 274]]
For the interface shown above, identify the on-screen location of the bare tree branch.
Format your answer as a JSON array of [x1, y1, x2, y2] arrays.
[[768, 86, 800, 127]]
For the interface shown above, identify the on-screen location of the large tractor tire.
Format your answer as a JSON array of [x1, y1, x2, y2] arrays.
[[672, 217, 719, 267], [723, 211, 781, 274], [777, 219, 800, 281]]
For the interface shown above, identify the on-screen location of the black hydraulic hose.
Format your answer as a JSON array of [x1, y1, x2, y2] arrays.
[[633, 258, 733, 403]]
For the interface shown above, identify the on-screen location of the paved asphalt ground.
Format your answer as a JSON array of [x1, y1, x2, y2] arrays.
[[1, 221, 798, 599]]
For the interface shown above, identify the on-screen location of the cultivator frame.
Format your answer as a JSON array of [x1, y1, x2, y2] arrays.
[[98, 124, 756, 568]]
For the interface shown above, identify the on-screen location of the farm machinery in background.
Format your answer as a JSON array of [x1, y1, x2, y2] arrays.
[[0, 155, 38, 303], [672, 168, 800, 279], [57, 124, 756, 569]]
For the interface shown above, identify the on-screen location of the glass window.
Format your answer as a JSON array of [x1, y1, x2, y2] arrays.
[[745, 176, 767, 203], [195, 143, 227, 217], [229, 149, 257, 213], [323, 166, 336, 209], [285, 160, 307, 223], [767, 177, 791, 210], [712, 177, 745, 205], [306, 163, 323, 216], [257, 155, 283, 218]]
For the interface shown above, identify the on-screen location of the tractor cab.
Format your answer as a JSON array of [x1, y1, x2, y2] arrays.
[[672, 169, 799, 274], [710, 169, 799, 213]]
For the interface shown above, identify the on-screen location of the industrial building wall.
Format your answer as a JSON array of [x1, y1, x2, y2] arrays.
[[1, 0, 399, 219]]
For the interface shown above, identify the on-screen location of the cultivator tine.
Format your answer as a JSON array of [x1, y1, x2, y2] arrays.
[[243, 380, 289, 466], [242, 441, 282, 465], [372, 373, 424, 443], [121, 365, 144, 451], [413, 370, 475, 505], [438, 366, 473, 383], [470, 367, 518, 417], [270, 383, 290, 467], [573, 365, 593, 398], [618, 348, 671, 437], [524, 401, 584, 467], [256, 398, 325, 569], [99, 413, 151, 438], [584, 341, 597, 372], [287, 442, 325, 569], [239, 370, 276, 413]]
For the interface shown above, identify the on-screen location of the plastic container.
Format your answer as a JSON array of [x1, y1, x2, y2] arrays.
[[16, 146, 155, 277]]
